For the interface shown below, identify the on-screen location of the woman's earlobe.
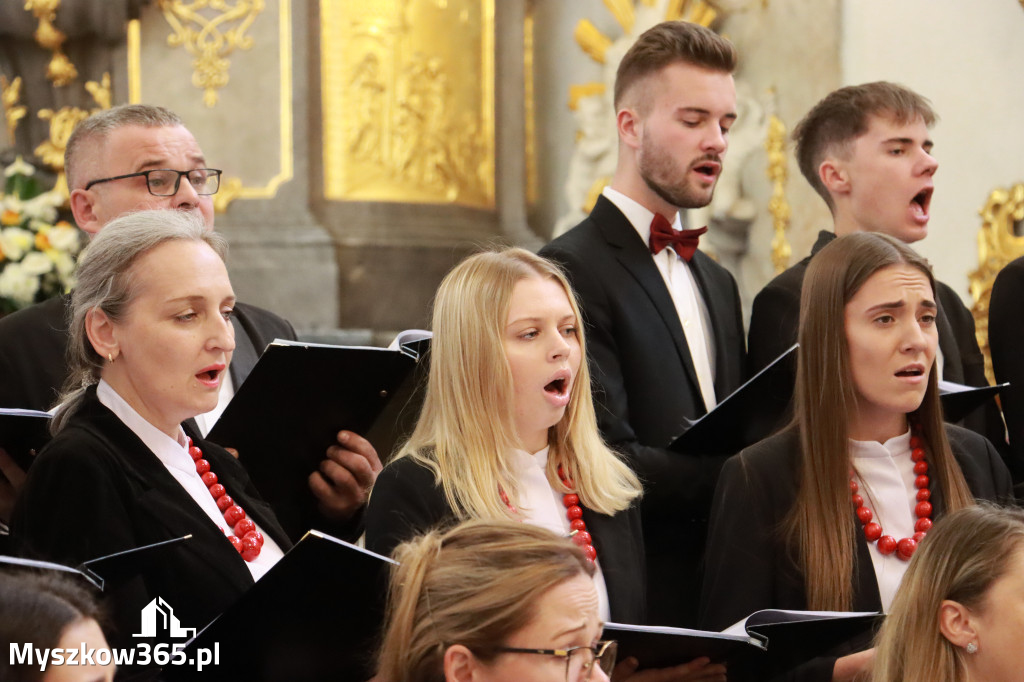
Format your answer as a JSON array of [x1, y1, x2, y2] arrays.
[[938, 599, 979, 649], [84, 308, 118, 363]]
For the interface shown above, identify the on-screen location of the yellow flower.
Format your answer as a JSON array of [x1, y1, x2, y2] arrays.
[[35, 231, 50, 250], [1, 209, 21, 226]]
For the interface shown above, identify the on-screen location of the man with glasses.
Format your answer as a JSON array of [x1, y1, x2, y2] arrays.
[[0, 104, 378, 541]]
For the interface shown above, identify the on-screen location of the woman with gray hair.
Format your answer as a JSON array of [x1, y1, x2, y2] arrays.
[[12, 209, 291, 645]]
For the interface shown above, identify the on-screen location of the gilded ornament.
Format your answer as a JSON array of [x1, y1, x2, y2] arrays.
[[969, 183, 1024, 383], [764, 114, 791, 273], [24, 0, 78, 86], [1, 76, 29, 142], [156, 0, 266, 108]]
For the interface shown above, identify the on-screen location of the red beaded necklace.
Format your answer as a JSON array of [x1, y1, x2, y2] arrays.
[[850, 425, 933, 562], [498, 464, 598, 562], [188, 438, 265, 562]]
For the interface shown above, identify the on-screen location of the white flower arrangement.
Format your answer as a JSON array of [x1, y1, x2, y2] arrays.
[[0, 157, 83, 314]]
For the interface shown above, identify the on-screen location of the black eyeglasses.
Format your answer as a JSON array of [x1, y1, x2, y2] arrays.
[[494, 640, 616, 681], [84, 168, 222, 196]]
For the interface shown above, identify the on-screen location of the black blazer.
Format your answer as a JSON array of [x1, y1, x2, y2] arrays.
[[989, 255, 1024, 490], [0, 295, 295, 412], [700, 425, 1013, 682], [364, 454, 647, 625], [540, 195, 746, 626], [747, 231, 1006, 458], [11, 386, 292, 645]]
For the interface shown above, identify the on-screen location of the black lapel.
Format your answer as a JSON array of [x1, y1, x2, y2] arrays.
[[590, 196, 703, 400], [687, 251, 734, 399]]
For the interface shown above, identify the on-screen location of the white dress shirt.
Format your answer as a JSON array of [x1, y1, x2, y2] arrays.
[[849, 430, 918, 612], [602, 187, 717, 411], [510, 446, 611, 621], [97, 379, 284, 581]]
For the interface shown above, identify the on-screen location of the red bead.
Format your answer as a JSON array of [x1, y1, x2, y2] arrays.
[[566, 505, 583, 520], [245, 530, 264, 549], [864, 522, 882, 542], [912, 532, 927, 544], [915, 517, 933, 533], [201, 471, 218, 487], [855, 506, 873, 524], [572, 531, 593, 547], [240, 534, 260, 562], [228, 535, 242, 552], [916, 488, 931, 501], [852, 494, 864, 508], [849, 480, 859, 493], [583, 545, 597, 561], [234, 518, 256, 537], [195, 459, 210, 475], [563, 493, 580, 507], [913, 461, 928, 475], [877, 535, 897, 555], [909, 435, 923, 449], [911, 447, 926, 462], [224, 505, 246, 526], [570, 518, 586, 531], [897, 538, 917, 560], [915, 475, 930, 489], [915, 501, 933, 518], [188, 446, 203, 461], [209, 483, 226, 499], [216, 494, 234, 511]]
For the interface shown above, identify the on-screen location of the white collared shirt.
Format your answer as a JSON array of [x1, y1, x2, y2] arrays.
[[602, 187, 717, 411], [97, 380, 284, 581], [510, 446, 611, 621], [849, 429, 917, 612]]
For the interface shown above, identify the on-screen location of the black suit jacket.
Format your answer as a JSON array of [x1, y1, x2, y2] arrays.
[[540, 195, 747, 626], [988, 255, 1024, 490], [364, 454, 647, 625], [11, 386, 292, 647], [747, 231, 1005, 456], [700, 425, 1013, 682], [0, 294, 295, 411]]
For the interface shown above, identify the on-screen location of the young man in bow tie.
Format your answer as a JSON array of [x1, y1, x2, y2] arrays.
[[540, 21, 746, 628]]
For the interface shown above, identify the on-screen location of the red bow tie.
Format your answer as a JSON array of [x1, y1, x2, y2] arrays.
[[649, 213, 707, 262]]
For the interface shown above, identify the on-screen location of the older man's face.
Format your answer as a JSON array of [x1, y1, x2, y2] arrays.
[[70, 124, 216, 234]]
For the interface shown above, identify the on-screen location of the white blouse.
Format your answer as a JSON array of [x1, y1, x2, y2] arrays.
[[509, 446, 611, 621], [97, 379, 285, 581], [849, 429, 918, 612]]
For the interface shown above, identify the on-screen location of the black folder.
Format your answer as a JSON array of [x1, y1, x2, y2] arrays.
[[670, 345, 797, 455], [163, 530, 395, 682], [939, 380, 1007, 424], [207, 333, 430, 539], [606, 609, 881, 675], [0, 407, 51, 471]]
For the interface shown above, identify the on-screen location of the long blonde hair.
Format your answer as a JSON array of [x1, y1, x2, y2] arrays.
[[376, 520, 594, 682], [785, 232, 973, 610], [396, 247, 641, 519], [874, 504, 1024, 682]]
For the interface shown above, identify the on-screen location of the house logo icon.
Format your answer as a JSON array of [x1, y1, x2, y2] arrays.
[[133, 597, 197, 639]]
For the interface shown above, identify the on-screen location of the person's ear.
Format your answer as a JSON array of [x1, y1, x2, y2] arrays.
[[939, 599, 980, 652], [70, 188, 103, 235], [819, 157, 851, 196], [443, 644, 481, 682], [616, 107, 642, 150], [85, 307, 118, 364]]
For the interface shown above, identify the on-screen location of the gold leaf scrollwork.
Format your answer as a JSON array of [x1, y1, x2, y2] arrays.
[[1, 76, 29, 142], [765, 113, 791, 274], [156, 0, 265, 108], [24, 0, 78, 86], [969, 183, 1024, 384]]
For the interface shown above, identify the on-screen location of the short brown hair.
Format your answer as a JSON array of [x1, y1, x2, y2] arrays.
[[614, 21, 736, 109], [793, 82, 937, 210], [65, 104, 183, 191]]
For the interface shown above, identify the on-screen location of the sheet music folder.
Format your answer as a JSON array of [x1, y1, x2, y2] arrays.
[[207, 332, 430, 539], [606, 609, 881, 675], [164, 530, 396, 682], [939, 380, 1007, 424], [670, 345, 797, 456], [0, 407, 51, 471]]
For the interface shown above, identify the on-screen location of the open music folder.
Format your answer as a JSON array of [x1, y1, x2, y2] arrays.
[[0, 407, 51, 471]]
